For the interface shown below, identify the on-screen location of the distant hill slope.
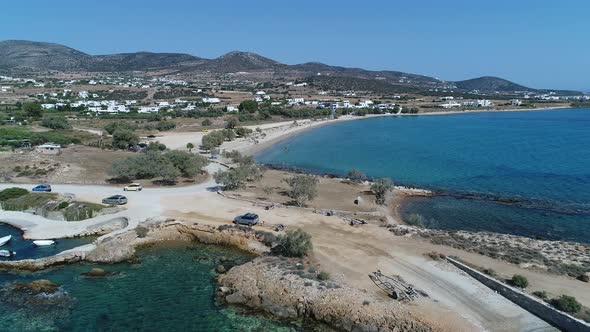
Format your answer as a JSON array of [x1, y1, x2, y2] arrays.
[[453, 76, 530, 92], [0, 40, 93, 71], [0, 40, 576, 93]]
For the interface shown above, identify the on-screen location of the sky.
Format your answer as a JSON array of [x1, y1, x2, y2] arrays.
[[1, 0, 589, 90]]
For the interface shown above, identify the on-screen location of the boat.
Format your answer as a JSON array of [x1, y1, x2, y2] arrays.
[[0, 235, 12, 246], [0, 250, 15, 257], [33, 240, 56, 246]]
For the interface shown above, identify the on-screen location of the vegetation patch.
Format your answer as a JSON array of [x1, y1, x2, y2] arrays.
[[0, 187, 29, 201]]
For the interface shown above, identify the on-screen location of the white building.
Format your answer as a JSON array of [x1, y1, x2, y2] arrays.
[[202, 97, 220, 103], [255, 91, 266, 95], [138, 106, 160, 114], [226, 105, 238, 112], [511, 99, 522, 106], [441, 102, 462, 109], [41, 104, 56, 110]]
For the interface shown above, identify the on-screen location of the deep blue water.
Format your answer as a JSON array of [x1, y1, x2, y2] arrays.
[[256, 108, 590, 243], [0, 223, 94, 260]]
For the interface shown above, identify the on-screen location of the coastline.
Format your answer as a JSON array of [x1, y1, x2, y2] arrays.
[[222, 104, 574, 157]]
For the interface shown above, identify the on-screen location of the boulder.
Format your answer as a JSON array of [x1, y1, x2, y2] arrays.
[[81, 268, 113, 277]]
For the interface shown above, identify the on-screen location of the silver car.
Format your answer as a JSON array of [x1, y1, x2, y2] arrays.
[[102, 195, 128, 205], [233, 213, 259, 226]]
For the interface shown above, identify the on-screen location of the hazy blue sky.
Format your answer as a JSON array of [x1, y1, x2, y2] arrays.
[[1, 0, 588, 90]]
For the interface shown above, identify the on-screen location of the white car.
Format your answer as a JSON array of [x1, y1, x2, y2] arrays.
[[123, 183, 143, 191]]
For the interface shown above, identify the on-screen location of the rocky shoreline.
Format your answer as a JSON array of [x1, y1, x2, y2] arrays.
[[217, 256, 441, 332], [0, 219, 451, 331]]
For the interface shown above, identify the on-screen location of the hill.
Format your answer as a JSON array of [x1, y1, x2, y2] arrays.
[[0, 40, 574, 93], [453, 76, 531, 92]]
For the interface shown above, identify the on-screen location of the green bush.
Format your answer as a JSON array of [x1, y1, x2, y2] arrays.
[[272, 228, 313, 257], [104, 122, 138, 135], [109, 150, 207, 181], [371, 178, 393, 205], [57, 201, 69, 209], [0, 187, 29, 201], [347, 168, 367, 183], [41, 115, 71, 130], [112, 129, 139, 149], [284, 175, 318, 207], [201, 119, 212, 126], [317, 271, 331, 281], [532, 290, 548, 299], [235, 127, 253, 137], [155, 121, 176, 131], [510, 274, 529, 288], [552, 295, 582, 314], [238, 100, 258, 113], [213, 162, 262, 190]]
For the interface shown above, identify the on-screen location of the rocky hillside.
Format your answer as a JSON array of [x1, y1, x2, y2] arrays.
[[1, 40, 568, 93]]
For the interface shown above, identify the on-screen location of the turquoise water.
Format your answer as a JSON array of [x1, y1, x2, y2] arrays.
[[0, 243, 314, 331], [0, 223, 94, 260], [256, 108, 590, 243]]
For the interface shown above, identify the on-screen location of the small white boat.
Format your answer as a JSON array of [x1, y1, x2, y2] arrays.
[[0, 235, 11, 246], [33, 240, 55, 246], [0, 250, 15, 257]]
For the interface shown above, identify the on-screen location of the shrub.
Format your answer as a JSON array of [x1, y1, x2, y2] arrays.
[[112, 129, 139, 149], [235, 126, 253, 137], [201, 119, 212, 126], [135, 225, 149, 238], [225, 117, 239, 129], [238, 100, 258, 113], [0, 187, 29, 201], [272, 228, 313, 257], [104, 122, 138, 135], [155, 121, 176, 131], [186, 142, 194, 151], [510, 274, 529, 288], [57, 201, 69, 209], [552, 295, 582, 314], [41, 115, 71, 130], [165, 150, 208, 177], [201, 130, 226, 151], [109, 149, 206, 181], [371, 178, 393, 205], [347, 168, 367, 183], [214, 162, 262, 190], [284, 175, 318, 207], [317, 271, 330, 281], [146, 141, 167, 151], [532, 291, 548, 299]]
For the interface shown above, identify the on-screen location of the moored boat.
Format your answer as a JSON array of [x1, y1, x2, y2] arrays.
[[33, 240, 56, 246], [0, 235, 12, 246], [0, 250, 16, 257]]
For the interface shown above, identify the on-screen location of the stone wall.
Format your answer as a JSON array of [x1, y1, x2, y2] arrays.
[[447, 257, 590, 332]]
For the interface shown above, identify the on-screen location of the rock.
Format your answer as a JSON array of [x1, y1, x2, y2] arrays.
[[0, 279, 75, 310], [225, 291, 246, 304], [216, 265, 226, 274], [81, 268, 113, 277], [577, 273, 589, 283]]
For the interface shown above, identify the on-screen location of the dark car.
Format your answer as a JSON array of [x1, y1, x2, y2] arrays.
[[233, 213, 259, 226], [102, 195, 128, 205], [32, 184, 52, 192]]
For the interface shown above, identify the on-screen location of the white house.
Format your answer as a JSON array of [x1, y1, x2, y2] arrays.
[[441, 102, 462, 109], [511, 99, 522, 106], [226, 105, 238, 112], [36, 143, 62, 155], [202, 97, 220, 103], [41, 104, 56, 110], [255, 91, 266, 95], [138, 106, 160, 114]]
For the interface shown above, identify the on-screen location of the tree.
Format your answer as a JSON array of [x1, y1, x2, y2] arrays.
[[186, 142, 194, 152], [22, 102, 42, 118], [235, 127, 253, 137], [104, 122, 137, 135], [112, 129, 139, 150], [347, 168, 367, 183], [371, 178, 393, 205], [40, 115, 71, 130], [510, 274, 529, 288], [225, 117, 239, 129], [201, 131, 225, 151], [552, 295, 582, 314], [201, 119, 212, 126], [272, 228, 313, 257], [146, 141, 167, 152], [238, 100, 258, 113], [284, 175, 318, 207], [165, 150, 208, 177], [156, 121, 176, 131], [214, 162, 262, 190]]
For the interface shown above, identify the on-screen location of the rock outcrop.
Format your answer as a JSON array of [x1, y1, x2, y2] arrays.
[[0, 279, 75, 310], [218, 256, 440, 332]]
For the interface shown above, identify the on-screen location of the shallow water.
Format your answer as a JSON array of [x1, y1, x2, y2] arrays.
[[0, 223, 94, 260], [0, 243, 312, 331], [256, 108, 590, 242]]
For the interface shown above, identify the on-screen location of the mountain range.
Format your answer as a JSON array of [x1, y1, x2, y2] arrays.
[[0, 40, 574, 93]]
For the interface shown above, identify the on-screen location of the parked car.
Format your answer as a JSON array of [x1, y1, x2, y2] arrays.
[[233, 213, 260, 226], [123, 183, 143, 191], [102, 195, 128, 205], [32, 184, 52, 192]]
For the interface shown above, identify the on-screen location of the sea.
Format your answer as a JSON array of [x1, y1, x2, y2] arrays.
[[0, 243, 317, 331], [256, 108, 590, 243]]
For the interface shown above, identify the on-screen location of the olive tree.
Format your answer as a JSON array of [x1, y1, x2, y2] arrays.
[[371, 178, 393, 205], [347, 168, 367, 183], [284, 175, 318, 207], [272, 228, 313, 257]]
